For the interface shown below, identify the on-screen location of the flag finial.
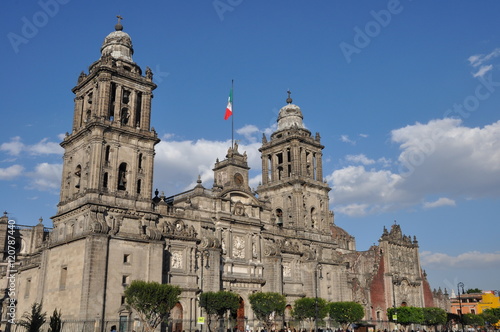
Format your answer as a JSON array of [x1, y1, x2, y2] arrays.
[[286, 90, 292, 104]]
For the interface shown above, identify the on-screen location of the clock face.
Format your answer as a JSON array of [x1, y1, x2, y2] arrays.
[[234, 173, 243, 186]]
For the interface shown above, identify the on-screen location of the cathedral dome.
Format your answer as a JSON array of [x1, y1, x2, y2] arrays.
[[100, 22, 134, 62], [277, 103, 305, 131]]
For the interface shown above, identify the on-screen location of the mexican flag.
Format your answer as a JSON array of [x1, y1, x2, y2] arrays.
[[224, 88, 233, 120]]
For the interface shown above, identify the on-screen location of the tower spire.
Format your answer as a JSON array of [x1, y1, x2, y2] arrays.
[[115, 15, 123, 31], [286, 89, 292, 104]]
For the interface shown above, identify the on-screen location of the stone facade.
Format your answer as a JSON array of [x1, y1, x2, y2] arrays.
[[0, 23, 449, 332]]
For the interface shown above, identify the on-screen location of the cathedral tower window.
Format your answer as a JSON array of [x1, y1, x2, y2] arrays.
[[121, 108, 129, 125], [135, 92, 142, 127], [287, 148, 292, 177], [276, 209, 283, 226], [277, 166, 283, 180], [109, 82, 116, 121], [122, 90, 130, 104], [25, 278, 32, 298], [311, 207, 316, 228], [59, 266, 68, 290], [138, 153, 143, 169], [118, 163, 127, 190], [312, 153, 317, 180], [136, 179, 141, 194], [105, 145, 111, 164], [74, 165, 81, 189], [277, 152, 283, 165], [85, 110, 91, 122], [103, 172, 108, 189]]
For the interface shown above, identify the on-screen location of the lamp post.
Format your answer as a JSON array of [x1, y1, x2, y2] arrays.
[[196, 250, 210, 332], [315, 264, 323, 332], [457, 282, 465, 332]]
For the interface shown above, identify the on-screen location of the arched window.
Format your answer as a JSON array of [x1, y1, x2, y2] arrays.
[[138, 153, 143, 169], [276, 209, 283, 226], [311, 207, 316, 228], [136, 179, 141, 194], [75, 165, 81, 189], [118, 163, 127, 190]]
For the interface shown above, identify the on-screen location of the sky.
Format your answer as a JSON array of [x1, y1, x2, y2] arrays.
[[1, 1, 500, 293]]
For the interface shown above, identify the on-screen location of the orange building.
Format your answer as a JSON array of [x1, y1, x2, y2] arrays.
[[451, 290, 500, 315]]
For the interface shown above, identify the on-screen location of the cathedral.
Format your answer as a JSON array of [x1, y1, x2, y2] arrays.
[[0, 22, 449, 332]]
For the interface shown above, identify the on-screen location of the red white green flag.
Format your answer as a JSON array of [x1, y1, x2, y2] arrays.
[[224, 88, 233, 120]]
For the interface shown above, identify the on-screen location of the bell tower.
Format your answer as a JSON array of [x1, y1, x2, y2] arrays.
[[55, 19, 159, 219], [257, 92, 333, 233]]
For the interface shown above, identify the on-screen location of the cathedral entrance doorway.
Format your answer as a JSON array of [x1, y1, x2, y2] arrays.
[[172, 302, 183, 332]]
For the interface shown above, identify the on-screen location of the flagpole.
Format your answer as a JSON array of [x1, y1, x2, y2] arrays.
[[231, 79, 234, 150]]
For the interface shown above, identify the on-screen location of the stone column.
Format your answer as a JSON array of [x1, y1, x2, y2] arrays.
[[316, 152, 323, 181], [97, 76, 111, 119], [73, 96, 84, 130], [261, 154, 268, 185], [114, 85, 122, 123], [141, 92, 152, 130], [129, 90, 137, 127]]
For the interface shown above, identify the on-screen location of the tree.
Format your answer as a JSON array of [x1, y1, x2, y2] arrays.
[[481, 308, 500, 329], [124, 280, 181, 332], [292, 297, 328, 330], [200, 291, 240, 332], [249, 292, 287, 332], [466, 288, 482, 294], [48, 308, 62, 332], [18, 302, 47, 332], [328, 302, 364, 331], [387, 307, 424, 331], [462, 313, 484, 329], [422, 307, 447, 332]]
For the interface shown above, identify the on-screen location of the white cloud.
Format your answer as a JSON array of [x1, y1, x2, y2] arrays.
[[340, 135, 355, 144], [154, 139, 262, 194], [468, 48, 500, 67], [345, 154, 375, 165], [377, 157, 392, 168], [472, 64, 493, 78], [327, 165, 411, 216], [359, 133, 368, 138], [29, 138, 63, 155], [393, 119, 500, 196], [423, 197, 456, 209], [236, 125, 260, 143], [421, 250, 500, 270], [328, 118, 500, 216], [0, 136, 24, 156], [0, 137, 63, 156], [0, 165, 24, 180], [27, 163, 62, 191]]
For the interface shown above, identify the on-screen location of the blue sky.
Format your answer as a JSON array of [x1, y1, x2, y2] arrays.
[[1, 1, 500, 293]]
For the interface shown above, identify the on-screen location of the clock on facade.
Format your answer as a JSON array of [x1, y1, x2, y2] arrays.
[[234, 173, 244, 186]]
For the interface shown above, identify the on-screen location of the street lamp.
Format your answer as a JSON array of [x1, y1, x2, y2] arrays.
[[196, 250, 210, 332], [315, 264, 323, 332], [457, 282, 465, 332]]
